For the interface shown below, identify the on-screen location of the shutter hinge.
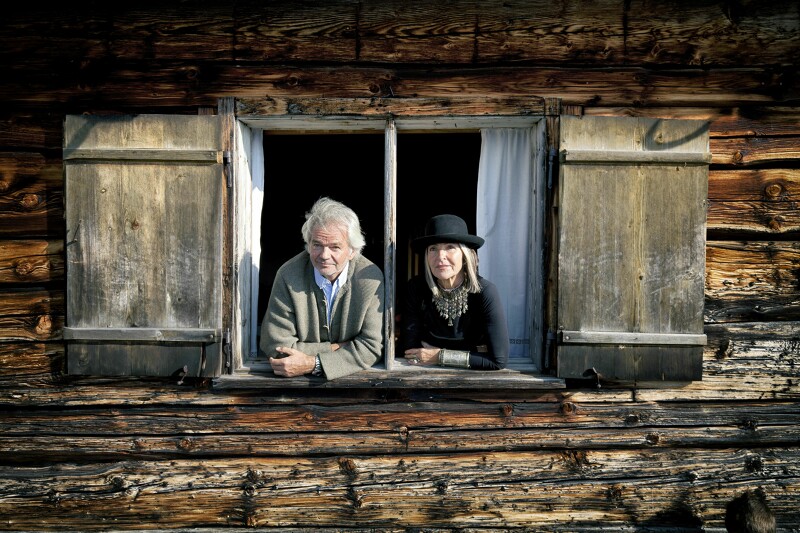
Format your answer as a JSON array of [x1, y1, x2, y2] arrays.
[[223, 150, 232, 188], [223, 328, 232, 369], [544, 330, 557, 370], [547, 147, 557, 189]]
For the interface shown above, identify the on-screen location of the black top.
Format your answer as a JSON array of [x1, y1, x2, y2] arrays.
[[402, 275, 509, 370]]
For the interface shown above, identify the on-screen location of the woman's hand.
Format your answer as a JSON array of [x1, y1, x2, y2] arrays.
[[403, 341, 440, 366]]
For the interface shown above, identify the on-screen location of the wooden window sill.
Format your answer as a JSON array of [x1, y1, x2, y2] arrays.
[[213, 360, 565, 390]]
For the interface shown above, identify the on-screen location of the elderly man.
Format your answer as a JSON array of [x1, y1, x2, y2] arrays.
[[260, 197, 384, 380]]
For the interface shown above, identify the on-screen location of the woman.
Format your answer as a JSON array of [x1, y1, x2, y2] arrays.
[[402, 214, 509, 370]]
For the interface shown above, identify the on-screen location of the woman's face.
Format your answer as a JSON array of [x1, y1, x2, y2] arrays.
[[426, 242, 463, 286]]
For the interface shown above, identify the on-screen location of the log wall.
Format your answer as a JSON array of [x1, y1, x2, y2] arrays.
[[1, 1, 798, 530]]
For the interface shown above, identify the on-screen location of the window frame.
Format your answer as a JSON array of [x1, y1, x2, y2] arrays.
[[219, 105, 561, 389]]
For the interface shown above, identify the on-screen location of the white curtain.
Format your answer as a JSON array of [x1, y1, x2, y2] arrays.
[[476, 128, 536, 358], [250, 129, 264, 357]]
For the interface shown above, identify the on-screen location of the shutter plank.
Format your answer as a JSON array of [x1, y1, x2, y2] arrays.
[[557, 116, 709, 382], [64, 115, 223, 377]]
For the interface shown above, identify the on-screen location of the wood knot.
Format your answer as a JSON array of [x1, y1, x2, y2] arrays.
[[745, 455, 764, 472], [15, 261, 34, 277], [740, 418, 758, 431], [338, 457, 358, 481], [0, 179, 9, 193], [645, 433, 660, 445], [606, 484, 624, 504], [561, 450, 590, 473], [242, 482, 256, 497], [764, 183, 784, 199], [732, 151, 744, 164], [35, 315, 52, 335], [624, 413, 640, 426], [767, 216, 784, 231], [177, 437, 194, 450], [131, 218, 140, 230], [560, 401, 577, 415], [19, 193, 41, 210], [716, 339, 735, 360], [396, 426, 409, 444], [499, 404, 514, 417]]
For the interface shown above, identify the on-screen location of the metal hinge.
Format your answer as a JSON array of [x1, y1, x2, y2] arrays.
[[223, 150, 232, 188], [223, 328, 231, 369]]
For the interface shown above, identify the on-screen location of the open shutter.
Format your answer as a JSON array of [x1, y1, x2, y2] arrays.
[[556, 116, 709, 382], [64, 115, 224, 377]]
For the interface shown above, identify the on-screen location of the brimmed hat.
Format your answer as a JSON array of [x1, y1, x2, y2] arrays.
[[412, 214, 485, 250]]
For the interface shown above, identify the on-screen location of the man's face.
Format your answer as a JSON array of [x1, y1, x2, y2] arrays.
[[308, 225, 354, 281]]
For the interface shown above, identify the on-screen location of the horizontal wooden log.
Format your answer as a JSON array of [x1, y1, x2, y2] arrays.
[[0, 65, 795, 108], [637, 321, 800, 402], [0, 449, 795, 530], [0, 156, 63, 238], [0, 289, 63, 342], [0, 240, 63, 283], [705, 242, 800, 323], [0, 399, 797, 462], [712, 136, 800, 166], [586, 106, 800, 137], [0, 114, 64, 151], [709, 168, 800, 202], [0, 342, 63, 381], [4, 1, 798, 68], [707, 200, 800, 236]]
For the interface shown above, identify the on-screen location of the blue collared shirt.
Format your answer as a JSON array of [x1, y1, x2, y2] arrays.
[[313, 261, 350, 328]]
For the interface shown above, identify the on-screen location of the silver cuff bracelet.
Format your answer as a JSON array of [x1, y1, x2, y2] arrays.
[[438, 349, 470, 368]]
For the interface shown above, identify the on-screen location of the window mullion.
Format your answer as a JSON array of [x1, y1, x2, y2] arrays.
[[384, 119, 397, 370]]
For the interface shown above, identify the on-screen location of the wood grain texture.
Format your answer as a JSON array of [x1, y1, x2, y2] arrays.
[[0, 449, 795, 529], [0, 1, 798, 530]]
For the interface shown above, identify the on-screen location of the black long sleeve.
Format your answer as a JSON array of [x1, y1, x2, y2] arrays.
[[402, 275, 509, 370]]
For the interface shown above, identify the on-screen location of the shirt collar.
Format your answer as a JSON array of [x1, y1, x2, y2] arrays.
[[313, 260, 350, 290]]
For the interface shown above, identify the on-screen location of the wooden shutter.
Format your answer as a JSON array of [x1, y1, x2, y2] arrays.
[[556, 116, 709, 382], [63, 115, 224, 377]]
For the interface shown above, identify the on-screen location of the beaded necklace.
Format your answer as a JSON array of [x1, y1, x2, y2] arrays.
[[432, 280, 469, 326]]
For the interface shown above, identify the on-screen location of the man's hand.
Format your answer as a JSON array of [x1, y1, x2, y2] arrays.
[[270, 346, 316, 377]]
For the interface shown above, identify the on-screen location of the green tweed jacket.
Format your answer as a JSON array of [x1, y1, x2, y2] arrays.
[[260, 251, 385, 380]]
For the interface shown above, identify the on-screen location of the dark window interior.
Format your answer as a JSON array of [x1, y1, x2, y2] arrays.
[[259, 132, 481, 350]]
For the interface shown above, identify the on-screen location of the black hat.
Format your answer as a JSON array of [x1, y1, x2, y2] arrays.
[[412, 214, 485, 250]]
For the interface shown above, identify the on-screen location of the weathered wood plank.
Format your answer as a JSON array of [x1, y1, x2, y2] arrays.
[[5, 1, 798, 68], [0, 239, 64, 283], [638, 321, 800, 401], [0, 174, 64, 239], [707, 201, 800, 236], [712, 136, 800, 166], [586, 106, 800, 137], [0, 342, 63, 381], [0, 289, 63, 342], [709, 168, 800, 201], [0, 114, 63, 151], [0, 449, 795, 529], [0, 65, 795, 108], [0, 152, 46, 194], [237, 96, 546, 118], [705, 242, 800, 323], [1, 400, 798, 462], [0, 156, 63, 238]]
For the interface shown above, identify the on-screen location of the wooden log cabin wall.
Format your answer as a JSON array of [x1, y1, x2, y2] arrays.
[[1, 1, 798, 530]]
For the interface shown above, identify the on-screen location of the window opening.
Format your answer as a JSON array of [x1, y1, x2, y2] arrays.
[[258, 133, 385, 348], [243, 116, 546, 379]]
